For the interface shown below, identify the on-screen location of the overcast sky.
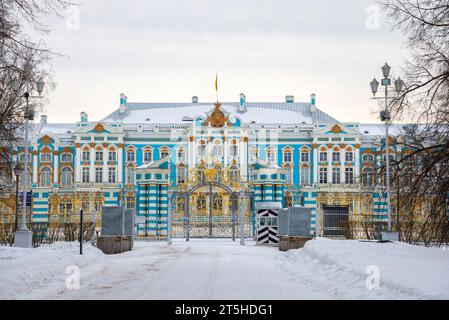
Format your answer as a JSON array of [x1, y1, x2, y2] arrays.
[[36, 0, 409, 124]]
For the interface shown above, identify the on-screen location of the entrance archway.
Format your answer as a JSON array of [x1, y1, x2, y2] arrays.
[[171, 181, 251, 240]]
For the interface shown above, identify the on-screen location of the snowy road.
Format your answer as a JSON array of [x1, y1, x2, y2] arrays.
[[2, 239, 448, 300], [37, 242, 328, 300]]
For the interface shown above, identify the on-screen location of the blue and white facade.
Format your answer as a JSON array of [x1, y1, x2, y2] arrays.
[[10, 93, 401, 237]]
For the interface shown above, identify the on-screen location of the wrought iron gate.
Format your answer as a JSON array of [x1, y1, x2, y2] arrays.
[[322, 205, 349, 238]]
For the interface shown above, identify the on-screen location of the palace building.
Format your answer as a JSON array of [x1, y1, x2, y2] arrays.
[[3, 93, 402, 239]]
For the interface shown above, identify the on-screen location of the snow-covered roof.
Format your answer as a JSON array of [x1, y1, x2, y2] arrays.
[[102, 102, 338, 125], [358, 124, 405, 136]]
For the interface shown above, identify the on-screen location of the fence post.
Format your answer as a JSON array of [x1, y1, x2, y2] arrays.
[[79, 209, 83, 255], [240, 191, 245, 246], [167, 191, 172, 245]]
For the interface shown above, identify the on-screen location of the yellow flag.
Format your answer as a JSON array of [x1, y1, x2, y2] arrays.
[[215, 73, 218, 92]]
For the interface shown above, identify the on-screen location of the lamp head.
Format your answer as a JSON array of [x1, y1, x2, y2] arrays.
[[381, 62, 391, 78], [370, 78, 379, 95]]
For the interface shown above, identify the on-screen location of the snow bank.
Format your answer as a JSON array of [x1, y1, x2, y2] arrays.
[[0, 242, 106, 300], [280, 238, 449, 299]]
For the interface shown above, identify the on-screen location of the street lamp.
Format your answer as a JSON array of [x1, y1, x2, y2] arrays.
[[12, 61, 46, 248], [370, 62, 404, 236], [13, 163, 22, 232]]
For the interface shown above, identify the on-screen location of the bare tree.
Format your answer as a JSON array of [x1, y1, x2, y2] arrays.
[[0, 0, 70, 195], [381, 0, 449, 246]]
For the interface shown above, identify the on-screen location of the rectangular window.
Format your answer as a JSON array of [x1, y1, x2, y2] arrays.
[[345, 151, 354, 162], [267, 151, 276, 163], [332, 152, 340, 162], [144, 151, 152, 163], [127, 168, 135, 184], [301, 152, 309, 162], [61, 153, 72, 162], [319, 151, 327, 162], [95, 151, 103, 161], [283, 152, 292, 163], [177, 151, 185, 162], [108, 151, 117, 161], [108, 167, 116, 183], [345, 167, 354, 184], [82, 151, 90, 161], [319, 167, 328, 184], [95, 167, 103, 183], [82, 167, 90, 183], [301, 166, 310, 185], [332, 167, 341, 184], [127, 151, 135, 162], [41, 153, 52, 162], [230, 145, 238, 157]]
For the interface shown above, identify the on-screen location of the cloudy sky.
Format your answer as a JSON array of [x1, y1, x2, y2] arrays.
[[37, 0, 409, 124]]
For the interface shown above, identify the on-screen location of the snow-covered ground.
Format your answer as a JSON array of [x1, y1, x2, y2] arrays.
[[0, 238, 448, 300]]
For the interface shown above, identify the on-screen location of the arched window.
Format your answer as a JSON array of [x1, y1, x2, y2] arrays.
[[177, 148, 185, 162], [196, 168, 205, 184], [61, 167, 72, 187], [345, 167, 354, 184], [127, 166, 135, 184], [362, 153, 374, 163], [230, 140, 238, 157], [362, 167, 374, 187], [40, 167, 52, 187], [177, 165, 187, 184], [212, 140, 223, 157], [229, 166, 240, 183], [300, 165, 310, 186], [125, 192, 135, 209], [332, 167, 341, 184], [284, 192, 293, 208], [197, 140, 206, 157], [283, 164, 293, 184]]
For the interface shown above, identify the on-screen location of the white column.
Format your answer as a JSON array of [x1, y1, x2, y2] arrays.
[[75, 144, 81, 183], [223, 136, 228, 166], [32, 150, 38, 184], [54, 152, 59, 184], [355, 144, 360, 186], [313, 144, 318, 185], [89, 146, 95, 182], [240, 136, 247, 181], [103, 148, 109, 182], [118, 144, 123, 183], [188, 136, 195, 169]]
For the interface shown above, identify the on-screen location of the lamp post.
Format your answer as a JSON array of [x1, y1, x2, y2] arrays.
[[13, 163, 22, 232], [11, 61, 45, 248], [370, 63, 404, 234]]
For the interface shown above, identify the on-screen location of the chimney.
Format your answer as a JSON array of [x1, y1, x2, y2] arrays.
[[192, 96, 198, 104], [310, 94, 317, 113], [80, 111, 88, 123], [311, 93, 316, 105], [285, 95, 295, 103], [239, 93, 246, 106], [119, 93, 127, 114], [40, 115, 48, 125]]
